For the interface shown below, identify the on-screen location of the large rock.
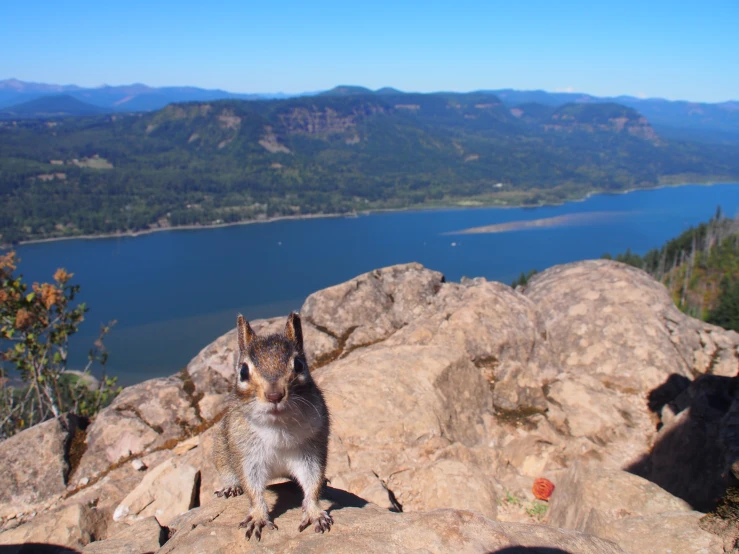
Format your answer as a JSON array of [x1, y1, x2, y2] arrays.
[[306, 266, 565, 513], [587, 511, 724, 554], [525, 260, 739, 389], [0, 503, 107, 551], [176, 426, 220, 508], [0, 414, 82, 518], [548, 464, 722, 554], [525, 260, 739, 469], [83, 516, 165, 554], [387, 456, 498, 517], [184, 261, 739, 517], [113, 458, 200, 526], [73, 409, 160, 479], [315, 343, 496, 516], [74, 376, 203, 479], [380, 277, 558, 415], [53, 448, 175, 526], [301, 263, 445, 361], [159, 482, 626, 553], [6, 260, 739, 553], [547, 463, 692, 529], [111, 377, 201, 436]]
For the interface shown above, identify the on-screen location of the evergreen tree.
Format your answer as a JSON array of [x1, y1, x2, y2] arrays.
[[707, 279, 739, 332]]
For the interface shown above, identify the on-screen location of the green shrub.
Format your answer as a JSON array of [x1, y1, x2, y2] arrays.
[[0, 251, 120, 438]]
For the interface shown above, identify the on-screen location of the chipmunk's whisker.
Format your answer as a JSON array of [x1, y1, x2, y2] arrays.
[[292, 394, 324, 420]]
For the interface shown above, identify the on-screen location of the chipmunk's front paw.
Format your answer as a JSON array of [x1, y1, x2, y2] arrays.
[[214, 486, 243, 498], [298, 509, 333, 534], [239, 513, 277, 541]]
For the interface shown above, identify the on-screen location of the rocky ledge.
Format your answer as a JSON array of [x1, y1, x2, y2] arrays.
[[0, 260, 737, 553]]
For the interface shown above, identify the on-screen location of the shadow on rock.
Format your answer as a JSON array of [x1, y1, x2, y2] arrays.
[[488, 546, 571, 554], [0, 545, 80, 554], [645, 373, 691, 427], [267, 480, 369, 521], [627, 372, 739, 512]]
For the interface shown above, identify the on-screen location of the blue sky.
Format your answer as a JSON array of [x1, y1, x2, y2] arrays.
[[1, 0, 737, 102]]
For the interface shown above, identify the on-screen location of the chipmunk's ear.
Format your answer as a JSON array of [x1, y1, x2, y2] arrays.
[[236, 314, 255, 352], [285, 312, 304, 350]]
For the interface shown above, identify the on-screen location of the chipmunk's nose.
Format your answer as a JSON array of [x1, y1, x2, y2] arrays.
[[266, 391, 284, 404]]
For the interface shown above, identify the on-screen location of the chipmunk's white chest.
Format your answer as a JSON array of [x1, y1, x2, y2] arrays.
[[254, 422, 304, 452], [246, 417, 319, 480]]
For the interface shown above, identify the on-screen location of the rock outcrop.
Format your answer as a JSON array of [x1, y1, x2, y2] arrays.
[[0, 413, 84, 519], [0, 502, 108, 552], [112, 458, 200, 526], [547, 464, 723, 554], [83, 516, 166, 554], [74, 376, 203, 480], [1, 260, 737, 553], [157, 481, 628, 554], [525, 261, 738, 469]]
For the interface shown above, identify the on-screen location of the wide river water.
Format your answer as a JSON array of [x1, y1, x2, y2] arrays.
[[12, 183, 739, 384]]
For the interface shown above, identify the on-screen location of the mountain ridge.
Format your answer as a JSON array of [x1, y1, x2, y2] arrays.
[[2, 79, 737, 144], [1, 91, 738, 243], [0, 94, 110, 118], [0, 78, 298, 114]]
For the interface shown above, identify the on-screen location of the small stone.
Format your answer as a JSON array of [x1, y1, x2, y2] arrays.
[[173, 436, 199, 455], [78, 477, 90, 486], [113, 504, 130, 522], [131, 459, 147, 471]]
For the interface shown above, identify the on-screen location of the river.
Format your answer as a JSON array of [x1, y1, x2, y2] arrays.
[[12, 183, 739, 384]]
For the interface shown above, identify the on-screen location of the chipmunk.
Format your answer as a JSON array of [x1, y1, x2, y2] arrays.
[[213, 312, 332, 541]]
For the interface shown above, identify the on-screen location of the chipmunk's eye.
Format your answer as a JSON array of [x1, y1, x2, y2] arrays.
[[239, 363, 250, 381], [294, 357, 306, 374]]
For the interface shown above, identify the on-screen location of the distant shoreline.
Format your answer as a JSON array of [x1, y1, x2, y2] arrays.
[[9, 180, 737, 248], [12, 212, 347, 247]]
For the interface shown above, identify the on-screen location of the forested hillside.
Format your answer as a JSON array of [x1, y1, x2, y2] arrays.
[[1, 90, 739, 243], [605, 208, 739, 330], [494, 88, 739, 145]]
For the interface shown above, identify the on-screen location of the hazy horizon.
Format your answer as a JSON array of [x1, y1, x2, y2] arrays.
[[2, 0, 737, 103], [1, 78, 736, 106]]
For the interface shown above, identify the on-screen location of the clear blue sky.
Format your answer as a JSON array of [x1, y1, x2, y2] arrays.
[[1, 0, 737, 102]]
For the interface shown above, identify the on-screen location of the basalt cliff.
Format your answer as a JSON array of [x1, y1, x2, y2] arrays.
[[0, 260, 737, 553]]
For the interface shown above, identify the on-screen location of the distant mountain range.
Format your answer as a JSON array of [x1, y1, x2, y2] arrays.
[[0, 94, 110, 118], [1, 79, 738, 145], [0, 79, 297, 114]]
